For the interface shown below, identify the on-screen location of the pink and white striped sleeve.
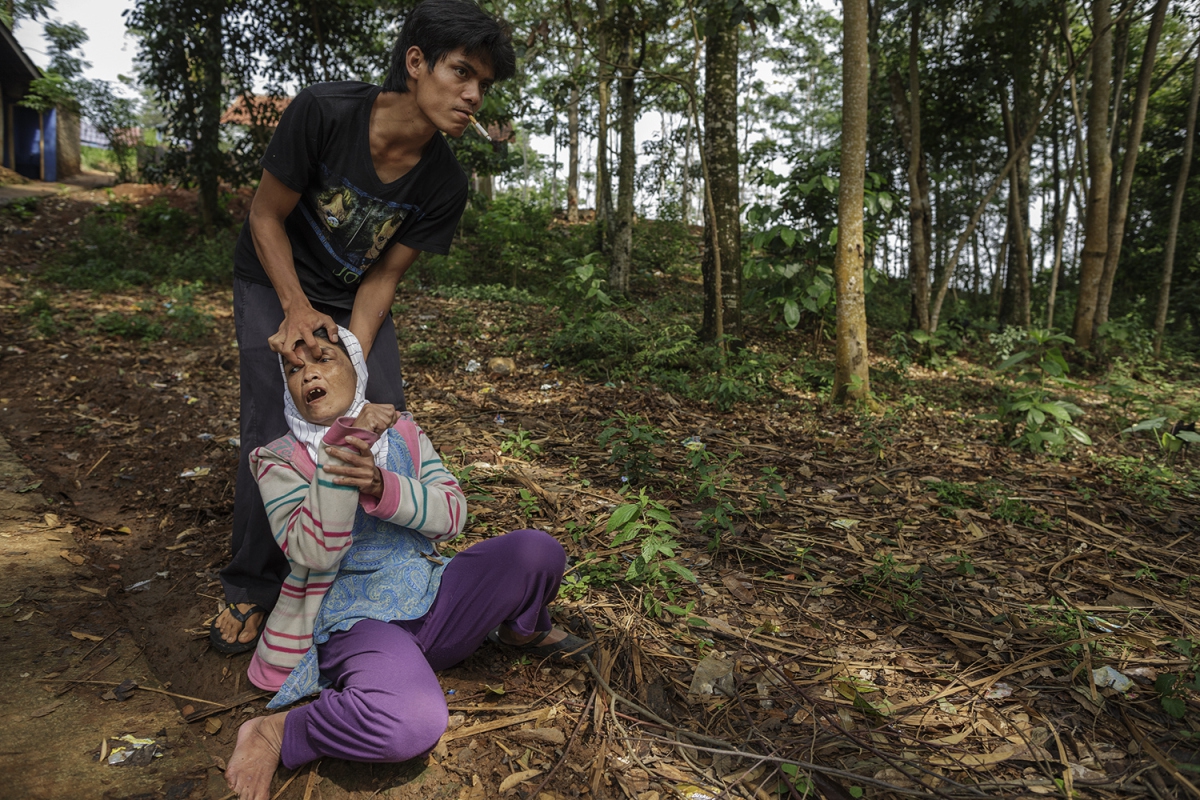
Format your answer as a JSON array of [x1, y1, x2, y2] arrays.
[[249, 444, 360, 570], [359, 424, 466, 543]]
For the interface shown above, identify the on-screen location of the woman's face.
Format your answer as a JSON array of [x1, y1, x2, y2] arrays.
[[286, 342, 357, 427]]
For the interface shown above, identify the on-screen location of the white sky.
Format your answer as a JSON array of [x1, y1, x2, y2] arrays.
[[12, 0, 137, 86], [10, 2, 711, 216]]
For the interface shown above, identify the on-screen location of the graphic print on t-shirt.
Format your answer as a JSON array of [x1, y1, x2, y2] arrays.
[[298, 165, 422, 285]]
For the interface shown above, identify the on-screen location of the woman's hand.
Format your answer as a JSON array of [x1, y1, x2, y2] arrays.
[[324, 436, 384, 497], [349, 404, 400, 435]]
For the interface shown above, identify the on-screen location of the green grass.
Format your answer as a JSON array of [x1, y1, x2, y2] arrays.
[[80, 144, 134, 177], [41, 199, 234, 291]]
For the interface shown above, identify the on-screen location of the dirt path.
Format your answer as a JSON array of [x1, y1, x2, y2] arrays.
[[0, 430, 220, 800], [0, 171, 118, 207]]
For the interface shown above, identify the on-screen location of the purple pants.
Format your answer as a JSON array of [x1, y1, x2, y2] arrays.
[[279, 529, 565, 768]]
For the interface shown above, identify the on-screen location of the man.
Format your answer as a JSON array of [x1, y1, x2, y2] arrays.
[[212, 0, 515, 653]]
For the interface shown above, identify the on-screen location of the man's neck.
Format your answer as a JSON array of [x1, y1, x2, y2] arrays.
[[371, 91, 438, 157]]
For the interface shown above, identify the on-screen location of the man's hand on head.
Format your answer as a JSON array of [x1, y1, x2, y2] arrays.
[[269, 307, 339, 366]]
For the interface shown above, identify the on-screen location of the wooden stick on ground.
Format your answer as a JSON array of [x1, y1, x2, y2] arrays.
[[440, 708, 554, 744]]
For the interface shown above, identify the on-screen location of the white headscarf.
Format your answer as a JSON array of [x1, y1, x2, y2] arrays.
[[281, 326, 390, 469]]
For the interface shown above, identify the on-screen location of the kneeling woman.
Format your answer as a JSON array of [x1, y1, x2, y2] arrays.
[[225, 328, 587, 800]]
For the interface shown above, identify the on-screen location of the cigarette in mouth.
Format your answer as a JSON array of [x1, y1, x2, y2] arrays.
[[468, 115, 492, 141]]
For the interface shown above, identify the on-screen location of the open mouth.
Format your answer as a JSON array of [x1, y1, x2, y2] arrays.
[[305, 387, 327, 403]]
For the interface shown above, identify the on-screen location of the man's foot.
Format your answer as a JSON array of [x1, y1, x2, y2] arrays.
[[210, 603, 267, 654], [226, 713, 288, 800]]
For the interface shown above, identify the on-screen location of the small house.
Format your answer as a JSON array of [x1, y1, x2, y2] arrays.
[[1, 21, 80, 181]]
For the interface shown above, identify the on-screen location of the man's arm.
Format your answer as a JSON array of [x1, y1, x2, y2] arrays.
[[249, 169, 339, 366], [348, 242, 421, 360]]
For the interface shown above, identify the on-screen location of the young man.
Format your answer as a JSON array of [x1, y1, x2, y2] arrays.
[[213, 0, 516, 653]]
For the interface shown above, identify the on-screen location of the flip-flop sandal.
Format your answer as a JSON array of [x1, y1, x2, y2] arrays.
[[487, 627, 593, 662], [209, 602, 268, 655]]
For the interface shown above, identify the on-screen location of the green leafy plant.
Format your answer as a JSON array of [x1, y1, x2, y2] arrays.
[[778, 763, 814, 797], [405, 341, 455, 366], [909, 327, 962, 369], [1156, 638, 1200, 719], [790, 547, 820, 582], [44, 201, 235, 290], [1134, 564, 1159, 583], [597, 411, 665, 485], [947, 552, 976, 576], [606, 488, 696, 617], [980, 328, 1091, 452], [751, 466, 787, 513], [95, 311, 164, 341], [3, 196, 39, 221], [516, 488, 540, 521], [856, 552, 924, 618], [1092, 454, 1193, 509], [159, 281, 213, 341], [929, 480, 978, 513], [500, 428, 542, 461], [1123, 416, 1200, 464], [1026, 599, 1088, 657], [743, 162, 889, 337], [990, 497, 1041, 527], [680, 447, 745, 549], [562, 252, 613, 309], [558, 546, 624, 602]]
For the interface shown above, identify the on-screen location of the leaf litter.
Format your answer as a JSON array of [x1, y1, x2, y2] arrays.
[[2, 192, 1200, 796]]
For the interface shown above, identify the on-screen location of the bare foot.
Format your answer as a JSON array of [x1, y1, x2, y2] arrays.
[[215, 603, 265, 646], [226, 712, 288, 800], [498, 625, 568, 647]]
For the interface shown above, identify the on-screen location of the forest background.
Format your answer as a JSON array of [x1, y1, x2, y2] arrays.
[[13, 0, 1200, 379]]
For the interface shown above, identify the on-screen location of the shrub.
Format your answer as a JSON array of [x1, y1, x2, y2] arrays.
[[41, 201, 234, 290]]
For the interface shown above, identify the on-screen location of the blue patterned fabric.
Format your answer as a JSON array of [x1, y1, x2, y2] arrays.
[[268, 427, 450, 709]]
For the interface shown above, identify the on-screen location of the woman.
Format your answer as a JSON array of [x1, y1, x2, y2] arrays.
[[225, 327, 588, 800]]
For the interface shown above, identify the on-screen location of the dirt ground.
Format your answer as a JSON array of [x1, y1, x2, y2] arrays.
[[3, 185, 1200, 799]]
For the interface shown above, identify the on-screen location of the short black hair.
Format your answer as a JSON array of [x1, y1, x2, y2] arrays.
[[382, 0, 515, 93]]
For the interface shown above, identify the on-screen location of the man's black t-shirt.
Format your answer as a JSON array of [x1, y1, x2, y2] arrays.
[[233, 82, 468, 309]]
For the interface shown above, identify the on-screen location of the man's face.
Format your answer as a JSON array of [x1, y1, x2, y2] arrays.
[[285, 342, 357, 427], [409, 46, 496, 136]]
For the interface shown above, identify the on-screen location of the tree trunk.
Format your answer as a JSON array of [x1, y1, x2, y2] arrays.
[[1071, 0, 1113, 350], [1046, 109, 1072, 329], [886, 6, 931, 333], [991, 217, 1010, 312], [681, 33, 702, 226], [833, 0, 872, 406], [1093, 0, 1168, 335], [700, 0, 741, 343], [1000, 92, 1032, 328], [594, 0, 613, 252], [609, 23, 636, 297], [197, 1, 223, 227], [1107, 1, 1130, 173], [681, 115, 693, 225], [567, 44, 581, 223], [1154, 50, 1200, 357]]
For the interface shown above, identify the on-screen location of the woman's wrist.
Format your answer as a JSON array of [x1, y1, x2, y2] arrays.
[[366, 467, 385, 498]]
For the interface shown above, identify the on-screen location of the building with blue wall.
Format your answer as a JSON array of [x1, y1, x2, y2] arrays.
[[1, 21, 80, 182]]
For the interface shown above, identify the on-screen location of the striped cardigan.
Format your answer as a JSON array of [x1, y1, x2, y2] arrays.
[[246, 414, 466, 693]]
